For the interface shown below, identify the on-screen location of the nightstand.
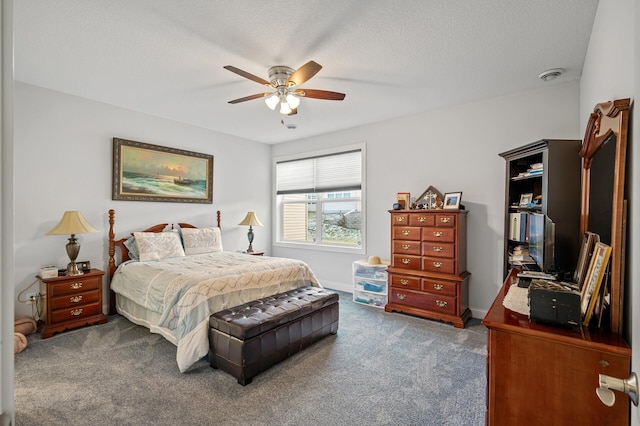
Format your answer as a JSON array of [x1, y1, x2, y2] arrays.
[[247, 251, 265, 256], [38, 268, 108, 338]]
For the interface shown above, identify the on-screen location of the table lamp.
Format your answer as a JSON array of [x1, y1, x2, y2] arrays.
[[238, 212, 263, 253], [46, 211, 99, 275]]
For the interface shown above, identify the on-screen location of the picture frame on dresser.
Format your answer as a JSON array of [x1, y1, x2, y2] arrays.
[[443, 192, 462, 209]]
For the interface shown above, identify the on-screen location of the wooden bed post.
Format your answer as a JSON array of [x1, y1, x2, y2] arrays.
[[108, 209, 117, 315]]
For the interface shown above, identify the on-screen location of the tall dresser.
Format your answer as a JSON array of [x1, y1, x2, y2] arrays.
[[385, 209, 470, 328]]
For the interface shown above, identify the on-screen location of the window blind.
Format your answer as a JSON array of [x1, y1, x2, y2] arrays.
[[276, 149, 362, 195]]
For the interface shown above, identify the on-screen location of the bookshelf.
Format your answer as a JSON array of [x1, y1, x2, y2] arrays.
[[499, 139, 582, 277]]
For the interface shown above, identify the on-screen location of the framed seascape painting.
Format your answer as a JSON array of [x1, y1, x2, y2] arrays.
[[112, 138, 214, 203]]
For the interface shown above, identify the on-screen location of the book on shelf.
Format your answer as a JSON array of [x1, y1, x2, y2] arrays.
[[509, 212, 528, 242]]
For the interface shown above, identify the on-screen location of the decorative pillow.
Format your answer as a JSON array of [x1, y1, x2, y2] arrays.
[[133, 231, 185, 261], [181, 227, 223, 255], [123, 236, 140, 261]]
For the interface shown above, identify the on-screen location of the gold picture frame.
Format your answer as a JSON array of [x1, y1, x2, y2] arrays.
[[581, 241, 612, 325], [112, 138, 214, 203]]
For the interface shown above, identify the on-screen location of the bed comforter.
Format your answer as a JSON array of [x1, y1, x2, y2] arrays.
[[110, 251, 321, 372]]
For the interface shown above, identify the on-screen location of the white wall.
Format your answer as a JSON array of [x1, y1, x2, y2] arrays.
[[581, 0, 638, 423], [13, 82, 273, 317], [272, 81, 581, 316]]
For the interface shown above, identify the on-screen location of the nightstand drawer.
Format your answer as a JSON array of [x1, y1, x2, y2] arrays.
[[51, 301, 102, 323], [48, 276, 101, 297], [50, 290, 100, 310]]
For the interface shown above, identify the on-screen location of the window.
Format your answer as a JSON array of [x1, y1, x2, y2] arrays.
[[275, 146, 364, 252]]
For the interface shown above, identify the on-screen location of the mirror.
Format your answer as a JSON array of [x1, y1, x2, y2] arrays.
[[579, 98, 630, 334]]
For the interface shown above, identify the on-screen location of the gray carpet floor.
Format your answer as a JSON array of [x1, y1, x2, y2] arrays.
[[15, 291, 487, 425]]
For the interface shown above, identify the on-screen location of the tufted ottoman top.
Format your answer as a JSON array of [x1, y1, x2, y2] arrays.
[[209, 286, 338, 340]]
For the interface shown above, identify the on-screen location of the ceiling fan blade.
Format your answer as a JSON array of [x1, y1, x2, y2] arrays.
[[286, 61, 322, 87], [295, 89, 346, 101], [224, 65, 273, 87], [228, 93, 271, 104]]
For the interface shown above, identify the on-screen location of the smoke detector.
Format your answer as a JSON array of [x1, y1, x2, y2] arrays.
[[539, 68, 564, 82]]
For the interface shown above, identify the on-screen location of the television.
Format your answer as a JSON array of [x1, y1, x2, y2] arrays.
[[528, 213, 555, 272]]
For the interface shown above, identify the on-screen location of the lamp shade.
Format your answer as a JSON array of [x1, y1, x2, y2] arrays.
[[46, 211, 99, 235], [238, 212, 263, 227]]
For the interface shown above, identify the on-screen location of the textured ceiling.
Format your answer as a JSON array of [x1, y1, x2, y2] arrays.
[[14, 0, 599, 144]]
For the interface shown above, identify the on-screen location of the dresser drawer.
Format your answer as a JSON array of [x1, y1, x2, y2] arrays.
[[435, 214, 456, 227], [393, 240, 421, 255], [48, 276, 101, 297], [422, 227, 455, 243], [393, 254, 422, 270], [408, 214, 435, 227], [391, 214, 410, 226], [390, 274, 421, 290], [423, 257, 456, 274], [50, 290, 100, 310], [389, 288, 457, 316], [51, 301, 102, 323], [422, 242, 455, 258], [393, 227, 421, 240], [422, 279, 457, 297]]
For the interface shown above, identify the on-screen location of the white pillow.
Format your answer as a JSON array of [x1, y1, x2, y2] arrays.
[[133, 231, 185, 261], [181, 227, 223, 255]]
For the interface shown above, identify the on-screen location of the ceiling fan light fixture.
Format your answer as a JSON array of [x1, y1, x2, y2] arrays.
[[265, 94, 279, 110], [280, 102, 292, 115], [286, 93, 300, 109]]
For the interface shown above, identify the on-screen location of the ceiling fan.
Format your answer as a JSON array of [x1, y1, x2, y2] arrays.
[[224, 60, 346, 115]]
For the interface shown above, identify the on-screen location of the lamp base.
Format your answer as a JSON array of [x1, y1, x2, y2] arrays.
[[66, 261, 84, 276]]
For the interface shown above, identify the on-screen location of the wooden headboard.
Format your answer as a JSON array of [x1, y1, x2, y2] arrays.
[[107, 208, 222, 314]]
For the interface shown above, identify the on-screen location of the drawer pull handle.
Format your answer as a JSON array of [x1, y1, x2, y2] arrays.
[[397, 293, 406, 301], [435, 300, 447, 308], [440, 217, 451, 223], [402, 258, 411, 265], [396, 217, 405, 222], [70, 295, 83, 303], [70, 282, 83, 290], [400, 279, 409, 286], [433, 283, 444, 290], [433, 262, 443, 268], [70, 308, 83, 316], [401, 230, 410, 236], [418, 217, 427, 223], [433, 231, 443, 237], [402, 244, 411, 250], [433, 246, 443, 252]]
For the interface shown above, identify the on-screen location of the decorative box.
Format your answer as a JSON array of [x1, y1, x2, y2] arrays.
[[528, 279, 581, 327], [39, 266, 58, 279]]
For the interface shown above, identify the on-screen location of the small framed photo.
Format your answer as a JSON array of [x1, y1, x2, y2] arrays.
[[443, 192, 462, 209], [519, 193, 533, 207]]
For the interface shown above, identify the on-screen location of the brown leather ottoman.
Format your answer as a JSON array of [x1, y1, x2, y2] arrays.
[[209, 286, 339, 385]]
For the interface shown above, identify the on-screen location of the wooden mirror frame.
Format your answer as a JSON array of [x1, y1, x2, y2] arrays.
[[579, 98, 630, 334]]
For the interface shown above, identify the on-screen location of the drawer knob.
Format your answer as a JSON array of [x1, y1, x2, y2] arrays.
[[397, 293, 406, 301], [432, 246, 443, 253], [70, 295, 83, 303], [433, 231, 443, 237], [402, 258, 411, 265], [401, 230, 410, 236], [433, 283, 444, 290], [440, 217, 451, 223], [418, 217, 427, 223], [435, 300, 447, 308], [400, 279, 409, 286], [433, 261, 443, 268], [402, 244, 411, 250], [396, 217, 405, 222], [70, 308, 83, 316], [70, 282, 83, 290]]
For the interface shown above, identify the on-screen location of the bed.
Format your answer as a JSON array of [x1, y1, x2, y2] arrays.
[[107, 209, 322, 372]]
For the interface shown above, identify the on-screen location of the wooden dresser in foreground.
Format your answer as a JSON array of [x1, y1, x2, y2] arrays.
[[482, 269, 630, 425], [38, 269, 108, 338], [385, 209, 470, 328]]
